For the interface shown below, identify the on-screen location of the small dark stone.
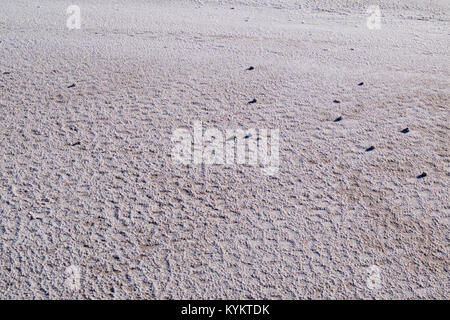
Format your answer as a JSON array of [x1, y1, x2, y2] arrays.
[[71, 141, 81, 146], [248, 99, 257, 104], [417, 172, 427, 179], [67, 83, 76, 88], [350, 48, 354, 51], [334, 116, 343, 122], [246, 66, 254, 71], [3, 71, 11, 75], [365, 146, 375, 152], [244, 134, 252, 139], [401, 128, 409, 134], [333, 99, 341, 104], [358, 82, 364, 86], [231, 7, 235, 10]]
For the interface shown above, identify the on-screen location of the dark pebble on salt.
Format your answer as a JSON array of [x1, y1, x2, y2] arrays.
[[244, 134, 252, 139], [71, 141, 81, 146], [247, 66, 254, 71], [3, 71, 11, 75], [334, 116, 342, 122], [365, 146, 375, 152], [401, 128, 409, 133], [417, 172, 427, 179], [358, 82, 364, 86], [248, 99, 257, 104], [333, 99, 341, 104], [67, 83, 76, 88]]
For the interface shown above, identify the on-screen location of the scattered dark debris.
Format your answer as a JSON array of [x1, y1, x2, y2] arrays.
[[29, 212, 43, 221], [417, 172, 427, 179], [333, 99, 341, 104], [401, 127, 409, 134], [67, 83, 76, 88], [365, 146, 375, 152], [246, 66, 254, 71], [334, 116, 343, 122], [248, 98, 257, 104], [71, 141, 81, 146], [3, 71, 11, 75]]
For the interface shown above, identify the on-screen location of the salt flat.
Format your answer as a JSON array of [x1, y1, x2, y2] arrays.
[[0, 0, 448, 299]]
